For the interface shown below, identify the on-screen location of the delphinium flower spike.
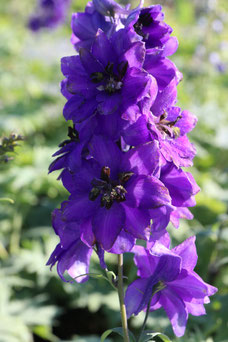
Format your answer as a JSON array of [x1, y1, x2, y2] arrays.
[[48, 0, 217, 339]]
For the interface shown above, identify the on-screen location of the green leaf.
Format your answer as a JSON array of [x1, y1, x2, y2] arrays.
[[140, 331, 172, 342], [101, 327, 136, 342]]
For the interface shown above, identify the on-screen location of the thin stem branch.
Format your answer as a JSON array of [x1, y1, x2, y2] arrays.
[[117, 254, 130, 342], [136, 293, 154, 342]]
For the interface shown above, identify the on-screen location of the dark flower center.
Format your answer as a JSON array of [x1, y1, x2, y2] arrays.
[[90, 61, 128, 95], [156, 112, 182, 138], [58, 126, 79, 148], [153, 280, 166, 294], [133, 12, 153, 39], [89, 166, 133, 209]]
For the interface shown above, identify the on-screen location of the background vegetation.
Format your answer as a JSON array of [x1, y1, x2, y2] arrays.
[[0, 0, 228, 341]]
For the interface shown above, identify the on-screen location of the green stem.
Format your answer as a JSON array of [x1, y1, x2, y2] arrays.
[[117, 254, 130, 342], [136, 293, 154, 342], [136, 282, 165, 342]]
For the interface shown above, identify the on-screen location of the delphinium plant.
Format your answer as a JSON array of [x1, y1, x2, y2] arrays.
[[47, 0, 217, 340]]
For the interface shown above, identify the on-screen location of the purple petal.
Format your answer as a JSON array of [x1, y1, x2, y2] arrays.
[[92, 202, 125, 250], [151, 78, 177, 116], [122, 115, 150, 146], [122, 68, 155, 110], [80, 219, 96, 247], [149, 205, 173, 233], [92, 29, 117, 65], [96, 112, 123, 140], [57, 239, 93, 283], [52, 208, 81, 248], [144, 55, 177, 90], [169, 270, 212, 302], [132, 245, 159, 277], [63, 96, 96, 123], [185, 302, 206, 316], [147, 231, 171, 249], [123, 205, 151, 240], [96, 243, 107, 269], [121, 141, 161, 177], [79, 47, 104, 74], [151, 243, 182, 282], [160, 136, 196, 168], [61, 55, 85, 77], [161, 164, 200, 207], [123, 41, 145, 69], [97, 92, 121, 115], [161, 36, 179, 57], [111, 27, 141, 57], [191, 271, 218, 298], [170, 207, 193, 228], [172, 236, 197, 271], [126, 175, 171, 209], [125, 278, 149, 318], [159, 289, 188, 337], [89, 135, 122, 176], [109, 229, 135, 254], [175, 110, 198, 135], [63, 196, 99, 221]]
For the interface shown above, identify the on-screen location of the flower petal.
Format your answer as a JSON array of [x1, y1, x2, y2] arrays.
[[172, 236, 197, 271], [159, 288, 188, 337], [125, 278, 150, 317], [58, 239, 93, 283], [109, 229, 135, 254], [126, 175, 171, 209], [63, 96, 96, 123], [123, 205, 151, 240], [121, 141, 161, 177], [92, 202, 125, 250]]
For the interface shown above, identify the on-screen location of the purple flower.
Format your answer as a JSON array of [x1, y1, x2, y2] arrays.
[[47, 207, 93, 283], [28, 0, 71, 31], [61, 28, 155, 123], [125, 237, 217, 337], [71, 2, 114, 51], [122, 82, 197, 168], [125, 5, 178, 55], [49, 126, 84, 174], [59, 135, 172, 250]]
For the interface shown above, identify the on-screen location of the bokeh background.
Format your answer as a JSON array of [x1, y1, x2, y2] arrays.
[[0, 0, 228, 341]]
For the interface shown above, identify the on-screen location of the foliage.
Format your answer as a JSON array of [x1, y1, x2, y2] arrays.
[[0, 0, 228, 341]]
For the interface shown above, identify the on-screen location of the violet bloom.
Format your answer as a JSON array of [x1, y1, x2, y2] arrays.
[[125, 5, 178, 55], [49, 126, 84, 174], [28, 0, 71, 31], [61, 28, 155, 124], [59, 135, 171, 250], [71, 1, 114, 51], [47, 207, 93, 283], [125, 237, 217, 337], [122, 79, 197, 168]]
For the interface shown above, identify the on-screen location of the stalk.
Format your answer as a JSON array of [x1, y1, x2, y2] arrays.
[[136, 282, 165, 342], [136, 293, 154, 342], [117, 254, 130, 342]]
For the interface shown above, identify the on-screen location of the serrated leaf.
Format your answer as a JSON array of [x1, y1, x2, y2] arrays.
[[140, 331, 172, 342], [101, 327, 136, 342]]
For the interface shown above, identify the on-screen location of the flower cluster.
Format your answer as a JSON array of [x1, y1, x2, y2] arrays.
[[48, 0, 217, 337], [28, 0, 71, 31]]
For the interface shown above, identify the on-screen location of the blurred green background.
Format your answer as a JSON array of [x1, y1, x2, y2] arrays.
[[0, 0, 228, 341]]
